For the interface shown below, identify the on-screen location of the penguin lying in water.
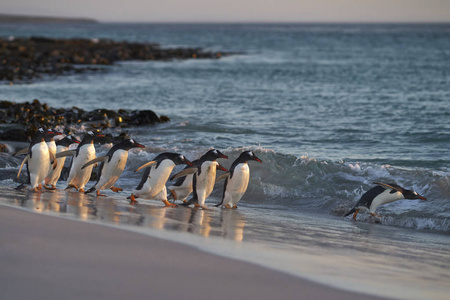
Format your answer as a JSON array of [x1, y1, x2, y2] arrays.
[[129, 152, 195, 207], [181, 149, 228, 210], [215, 151, 262, 209], [85, 139, 145, 196], [345, 182, 427, 221]]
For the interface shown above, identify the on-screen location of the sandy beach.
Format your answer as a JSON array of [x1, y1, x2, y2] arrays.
[[0, 204, 390, 300]]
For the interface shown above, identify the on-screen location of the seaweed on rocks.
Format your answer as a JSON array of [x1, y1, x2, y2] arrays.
[[0, 37, 229, 82], [0, 99, 170, 142]]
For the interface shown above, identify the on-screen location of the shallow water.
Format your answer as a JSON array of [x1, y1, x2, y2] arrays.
[[1, 187, 449, 300]]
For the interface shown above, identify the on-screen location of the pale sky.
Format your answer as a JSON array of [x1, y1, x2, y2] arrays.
[[2, 0, 450, 23]]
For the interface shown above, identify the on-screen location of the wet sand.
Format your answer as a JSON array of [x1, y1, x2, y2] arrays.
[[0, 205, 389, 300]]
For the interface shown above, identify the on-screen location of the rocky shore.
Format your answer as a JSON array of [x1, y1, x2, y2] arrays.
[[0, 37, 228, 82], [0, 99, 169, 143]]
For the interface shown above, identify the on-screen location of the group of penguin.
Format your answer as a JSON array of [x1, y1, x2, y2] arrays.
[[15, 128, 263, 210], [15, 128, 427, 219]]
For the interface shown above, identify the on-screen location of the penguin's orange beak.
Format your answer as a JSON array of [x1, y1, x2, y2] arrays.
[[183, 158, 195, 167], [135, 143, 145, 148], [217, 163, 228, 172], [418, 195, 427, 201]]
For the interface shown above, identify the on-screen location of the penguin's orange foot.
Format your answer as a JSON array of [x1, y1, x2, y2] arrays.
[[38, 184, 42, 190], [129, 194, 138, 204], [96, 190, 107, 197], [163, 200, 178, 208], [232, 204, 238, 209], [194, 203, 201, 208], [201, 205, 213, 211], [43, 184, 56, 190], [371, 213, 381, 218], [111, 187, 123, 193], [352, 209, 360, 221], [224, 204, 232, 209], [32, 187, 40, 192], [170, 190, 177, 200], [79, 188, 85, 193]]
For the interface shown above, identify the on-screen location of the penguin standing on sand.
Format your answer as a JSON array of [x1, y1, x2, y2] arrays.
[[182, 149, 228, 210], [16, 128, 57, 191], [345, 182, 427, 221], [215, 151, 262, 209], [129, 152, 195, 207], [84, 139, 145, 196], [58, 131, 105, 192], [44, 135, 80, 190]]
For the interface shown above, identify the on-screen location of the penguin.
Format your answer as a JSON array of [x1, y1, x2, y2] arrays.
[[16, 128, 57, 191], [129, 152, 195, 207], [44, 135, 80, 190], [85, 139, 145, 196], [58, 131, 105, 192], [215, 151, 262, 209], [345, 182, 427, 221], [167, 159, 199, 203], [182, 149, 228, 210]]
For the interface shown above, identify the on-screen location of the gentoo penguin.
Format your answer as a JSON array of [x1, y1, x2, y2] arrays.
[[182, 149, 228, 210], [215, 151, 262, 209], [85, 139, 145, 196], [16, 128, 57, 191], [44, 135, 80, 190], [167, 159, 199, 203], [345, 182, 427, 221], [129, 152, 194, 207], [59, 131, 105, 192]]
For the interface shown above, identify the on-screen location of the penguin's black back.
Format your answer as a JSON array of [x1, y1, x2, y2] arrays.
[[354, 185, 386, 208]]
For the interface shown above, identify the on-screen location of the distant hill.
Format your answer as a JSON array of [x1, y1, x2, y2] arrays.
[[0, 14, 98, 24]]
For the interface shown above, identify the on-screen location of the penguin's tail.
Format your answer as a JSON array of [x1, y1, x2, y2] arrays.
[[15, 183, 27, 191], [85, 187, 95, 194], [344, 208, 356, 217]]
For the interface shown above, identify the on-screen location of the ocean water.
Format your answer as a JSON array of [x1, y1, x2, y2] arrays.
[[0, 23, 449, 299]]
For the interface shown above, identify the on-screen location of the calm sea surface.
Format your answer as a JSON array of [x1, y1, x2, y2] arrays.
[[0, 23, 449, 299]]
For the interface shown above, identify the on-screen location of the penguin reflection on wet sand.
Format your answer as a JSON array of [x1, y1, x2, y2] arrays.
[[44, 135, 80, 190], [129, 152, 195, 207], [345, 182, 427, 221], [182, 149, 228, 210], [58, 131, 105, 192], [215, 151, 262, 209], [85, 139, 145, 196]]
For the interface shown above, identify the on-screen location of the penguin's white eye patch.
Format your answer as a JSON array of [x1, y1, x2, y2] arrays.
[[413, 192, 417, 195], [130, 139, 134, 143], [88, 131, 94, 135], [39, 128, 44, 132], [213, 150, 218, 154]]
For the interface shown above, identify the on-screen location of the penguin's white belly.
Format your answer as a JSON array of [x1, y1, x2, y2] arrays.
[[369, 190, 404, 213], [223, 164, 250, 206], [196, 162, 217, 206], [97, 151, 128, 190], [46, 141, 57, 175], [168, 174, 193, 201], [29, 142, 50, 188], [134, 161, 174, 199], [68, 145, 96, 190], [46, 145, 68, 185]]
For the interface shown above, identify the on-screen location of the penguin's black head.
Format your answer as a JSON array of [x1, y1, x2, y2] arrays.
[[45, 129, 63, 142], [56, 135, 81, 147], [82, 130, 106, 143], [238, 151, 263, 163], [403, 188, 427, 201], [202, 149, 228, 162], [154, 152, 195, 167], [32, 128, 47, 142], [117, 138, 145, 151]]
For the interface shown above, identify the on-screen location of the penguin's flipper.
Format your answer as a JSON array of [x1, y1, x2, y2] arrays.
[[373, 182, 399, 191], [215, 172, 230, 183], [82, 156, 108, 169], [170, 167, 198, 181], [49, 150, 57, 170], [134, 161, 156, 172], [13, 148, 29, 156], [17, 155, 30, 179], [55, 150, 77, 158]]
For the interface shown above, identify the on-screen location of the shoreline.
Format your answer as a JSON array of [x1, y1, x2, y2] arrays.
[[0, 204, 390, 300]]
